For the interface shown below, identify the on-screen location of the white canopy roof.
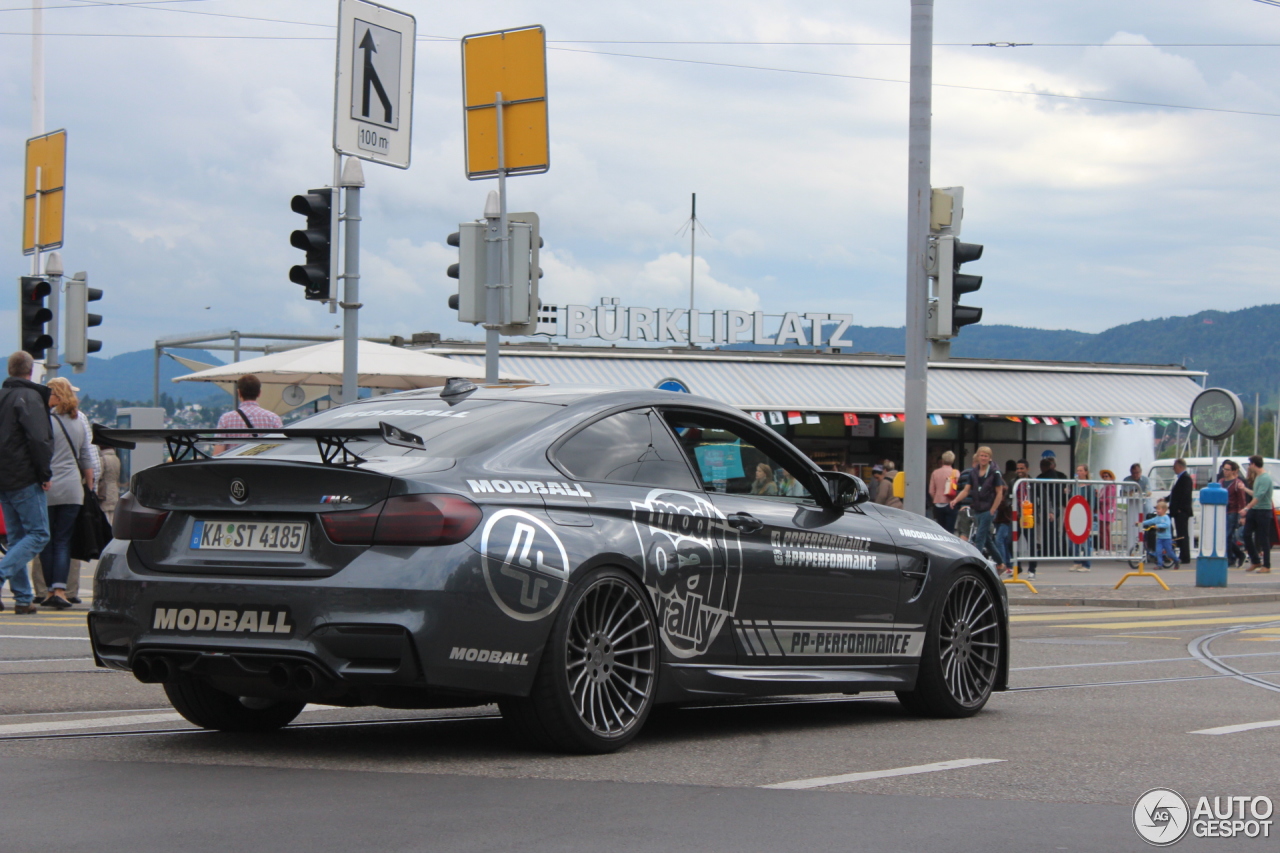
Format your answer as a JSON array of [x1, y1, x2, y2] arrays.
[[173, 340, 528, 391]]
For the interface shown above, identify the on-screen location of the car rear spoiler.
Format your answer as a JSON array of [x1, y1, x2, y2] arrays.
[[92, 421, 425, 467]]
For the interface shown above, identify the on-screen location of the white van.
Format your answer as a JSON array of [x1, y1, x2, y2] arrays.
[[1147, 456, 1280, 548]]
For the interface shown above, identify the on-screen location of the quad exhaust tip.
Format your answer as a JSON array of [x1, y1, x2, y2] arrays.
[[131, 654, 173, 684], [267, 662, 323, 692]]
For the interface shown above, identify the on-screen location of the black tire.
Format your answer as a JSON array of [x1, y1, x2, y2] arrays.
[[897, 568, 1002, 718], [500, 567, 658, 754], [1128, 543, 1144, 570], [164, 678, 305, 733]]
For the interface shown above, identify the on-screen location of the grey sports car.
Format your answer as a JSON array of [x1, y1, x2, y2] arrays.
[[90, 380, 1008, 753]]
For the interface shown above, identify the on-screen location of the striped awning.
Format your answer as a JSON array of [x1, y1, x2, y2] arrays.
[[435, 349, 1204, 419]]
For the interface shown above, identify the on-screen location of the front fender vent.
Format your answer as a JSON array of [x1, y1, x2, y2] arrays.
[[902, 556, 929, 602]]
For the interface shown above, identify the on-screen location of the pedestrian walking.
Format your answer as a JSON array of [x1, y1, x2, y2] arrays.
[[929, 451, 958, 533], [1169, 458, 1194, 565], [950, 446, 1006, 560], [32, 378, 99, 605], [1221, 460, 1248, 568], [38, 377, 95, 609], [992, 484, 1015, 576], [1070, 464, 1095, 572], [1024, 451, 1068, 579], [1240, 455, 1273, 573], [97, 446, 122, 522], [1126, 462, 1155, 555], [871, 465, 893, 505], [1097, 469, 1117, 552], [0, 352, 52, 614], [215, 374, 284, 453]]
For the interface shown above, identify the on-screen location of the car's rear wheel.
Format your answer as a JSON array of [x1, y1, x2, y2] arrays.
[[897, 568, 1001, 718], [164, 678, 305, 733], [501, 568, 658, 753]]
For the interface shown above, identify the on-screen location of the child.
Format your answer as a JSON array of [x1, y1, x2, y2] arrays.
[[1141, 499, 1176, 569]]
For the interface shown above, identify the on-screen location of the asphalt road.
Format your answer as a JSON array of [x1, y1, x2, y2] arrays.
[[2, 584, 1278, 852]]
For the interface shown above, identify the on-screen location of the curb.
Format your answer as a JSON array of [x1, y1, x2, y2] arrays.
[[1007, 591, 1280, 609]]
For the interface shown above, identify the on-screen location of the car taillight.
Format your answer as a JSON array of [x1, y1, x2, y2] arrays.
[[112, 493, 170, 541], [321, 494, 481, 546]]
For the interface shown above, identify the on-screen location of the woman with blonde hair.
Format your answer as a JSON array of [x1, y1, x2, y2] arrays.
[[38, 377, 95, 608]]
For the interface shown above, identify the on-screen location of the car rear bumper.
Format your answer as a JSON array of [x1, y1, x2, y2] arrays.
[[90, 539, 549, 706]]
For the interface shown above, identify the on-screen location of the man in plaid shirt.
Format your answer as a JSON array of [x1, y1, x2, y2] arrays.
[[215, 375, 283, 453]]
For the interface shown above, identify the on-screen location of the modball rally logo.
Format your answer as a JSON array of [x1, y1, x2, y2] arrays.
[[1133, 788, 1273, 845]]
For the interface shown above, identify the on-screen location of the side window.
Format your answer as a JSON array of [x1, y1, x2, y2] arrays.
[[556, 408, 698, 489], [660, 410, 811, 500]]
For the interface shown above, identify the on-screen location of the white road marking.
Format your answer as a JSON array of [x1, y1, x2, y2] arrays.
[[1012, 650, 1280, 671], [0, 713, 187, 735], [0, 630, 91, 637], [760, 758, 1006, 790], [1190, 719, 1280, 735], [0, 704, 329, 736], [0, 657, 93, 663]]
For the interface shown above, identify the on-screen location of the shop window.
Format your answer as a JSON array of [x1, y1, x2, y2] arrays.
[[877, 419, 958, 440], [793, 414, 846, 438], [978, 420, 1021, 442], [1026, 424, 1071, 442]]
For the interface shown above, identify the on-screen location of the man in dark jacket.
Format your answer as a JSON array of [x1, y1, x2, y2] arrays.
[[1169, 458, 1194, 565], [0, 351, 53, 613]]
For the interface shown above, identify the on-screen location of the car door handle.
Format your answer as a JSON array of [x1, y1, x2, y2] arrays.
[[726, 512, 764, 534]]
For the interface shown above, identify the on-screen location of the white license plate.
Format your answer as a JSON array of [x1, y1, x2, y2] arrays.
[[190, 520, 307, 553]]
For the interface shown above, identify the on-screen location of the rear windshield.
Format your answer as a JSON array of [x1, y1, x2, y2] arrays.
[[224, 398, 560, 461]]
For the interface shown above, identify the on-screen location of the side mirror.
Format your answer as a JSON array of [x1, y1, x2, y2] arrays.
[[818, 471, 869, 509]]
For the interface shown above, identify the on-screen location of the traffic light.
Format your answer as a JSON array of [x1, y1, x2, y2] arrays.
[[64, 271, 103, 372], [446, 222, 486, 322], [445, 215, 543, 336], [928, 235, 984, 339], [19, 276, 53, 359], [289, 188, 333, 300]]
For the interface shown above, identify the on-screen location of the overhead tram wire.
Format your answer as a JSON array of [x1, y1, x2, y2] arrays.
[[2, 0, 335, 28], [0, 0, 211, 11], [542, 44, 1280, 118], [0, 25, 1277, 118]]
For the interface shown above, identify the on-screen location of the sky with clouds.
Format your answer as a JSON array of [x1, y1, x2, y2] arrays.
[[2, 0, 1280, 358]]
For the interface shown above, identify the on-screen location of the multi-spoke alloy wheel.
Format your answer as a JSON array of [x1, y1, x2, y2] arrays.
[[897, 568, 1003, 718], [500, 568, 659, 753], [937, 575, 1000, 708], [565, 577, 657, 737]]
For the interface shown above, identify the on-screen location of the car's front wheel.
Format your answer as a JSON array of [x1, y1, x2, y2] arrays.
[[897, 568, 1002, 717], [501, 568, 658, 753], [165, 678, 305, 732]]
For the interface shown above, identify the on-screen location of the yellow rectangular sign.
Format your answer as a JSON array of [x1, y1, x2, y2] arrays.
[[23, 129, 67, 255], [461, 26, 548, 179]]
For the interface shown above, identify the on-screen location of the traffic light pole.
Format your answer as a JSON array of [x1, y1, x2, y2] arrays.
[[339, 157, 364, 405], [903, 0, 933, 517], [483, 91, 511, 385], [44, 256, 61, 378]]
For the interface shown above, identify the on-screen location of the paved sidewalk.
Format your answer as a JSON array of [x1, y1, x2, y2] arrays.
[[1004, 556, 1280, 607]]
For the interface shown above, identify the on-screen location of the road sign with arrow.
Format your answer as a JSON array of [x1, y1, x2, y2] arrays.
[[334, 0, 415, 169]]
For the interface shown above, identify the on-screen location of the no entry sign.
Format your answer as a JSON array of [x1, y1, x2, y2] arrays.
[[1064, 496, 1093, 545]]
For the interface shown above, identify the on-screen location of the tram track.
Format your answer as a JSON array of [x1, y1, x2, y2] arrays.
[[4, 620, 1277, 744], [1188, 618, 1280, 694]]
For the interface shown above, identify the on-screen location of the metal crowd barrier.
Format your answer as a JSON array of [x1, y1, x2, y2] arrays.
[[1010, 478, 1144, 570]]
